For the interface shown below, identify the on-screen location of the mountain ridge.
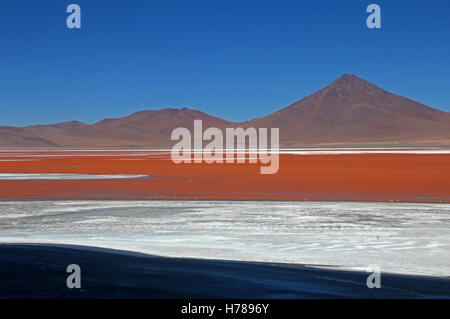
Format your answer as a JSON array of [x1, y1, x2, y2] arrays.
[[1, 74, 449, 147]]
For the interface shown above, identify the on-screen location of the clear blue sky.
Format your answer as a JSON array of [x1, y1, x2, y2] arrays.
[[0, 0, 449, 126]]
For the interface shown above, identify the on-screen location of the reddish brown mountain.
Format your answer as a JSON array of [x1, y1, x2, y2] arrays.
[[0, 74, 449, 147], [0, 108, 231, 148], [246, 74, 450, 145]]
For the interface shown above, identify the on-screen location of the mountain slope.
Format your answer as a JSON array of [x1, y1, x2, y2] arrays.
[[246, 74, 450, 144], [0, 127, 59, 147], [0, 108, 232, 148]]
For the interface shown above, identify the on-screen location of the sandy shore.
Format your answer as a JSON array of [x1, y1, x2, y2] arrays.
[[1, 244, 449, 299], [0, 150, 449, 202]]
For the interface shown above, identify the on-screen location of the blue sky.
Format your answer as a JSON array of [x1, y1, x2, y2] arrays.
[[0, 0, 449, 126]]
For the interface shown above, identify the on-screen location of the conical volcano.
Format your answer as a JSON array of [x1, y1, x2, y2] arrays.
[[246, 74, 450, 145]]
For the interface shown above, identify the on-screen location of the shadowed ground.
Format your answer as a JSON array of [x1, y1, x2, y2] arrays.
[[0, 244, 449, 299]]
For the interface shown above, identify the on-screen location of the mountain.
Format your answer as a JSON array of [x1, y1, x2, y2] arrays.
[[0, 127, 58, 147], [245, 74, 450, 145], [0, 74, 449, 148], [0, 109, 231, 148], [94, 107, 232, 146]]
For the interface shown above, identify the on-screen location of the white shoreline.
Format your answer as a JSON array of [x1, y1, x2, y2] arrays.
[[0, 147, 449, 156], [0, 173, 149, 180]]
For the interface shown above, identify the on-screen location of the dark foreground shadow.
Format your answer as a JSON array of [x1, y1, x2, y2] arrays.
[[0, 244, 449, 299]]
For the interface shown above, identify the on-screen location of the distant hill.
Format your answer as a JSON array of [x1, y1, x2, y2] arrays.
[[1, 74, 449, 148], [0, 108, 232, 148]]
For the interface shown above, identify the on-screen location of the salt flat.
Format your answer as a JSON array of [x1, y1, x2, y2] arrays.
[[0, 200, 449, 277]]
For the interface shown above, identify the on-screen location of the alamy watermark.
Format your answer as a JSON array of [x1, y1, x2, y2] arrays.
[[64, 4, 381, 31], [171, 120, 279, 174], [66, 4, 81, 29], [66, 264, 81, 289], [366, 4, 381, 29], [366, 264, 381, 289]]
